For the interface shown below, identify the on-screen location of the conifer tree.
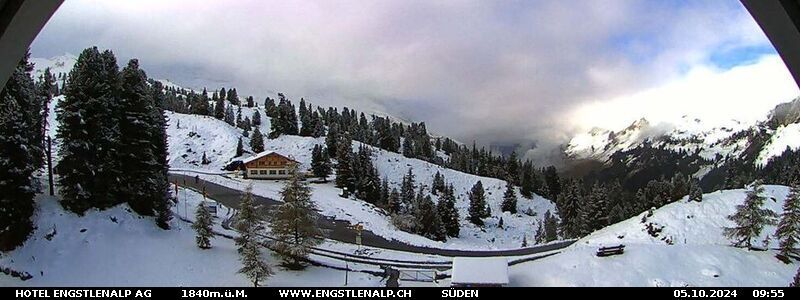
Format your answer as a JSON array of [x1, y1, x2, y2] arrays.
[[534, 221, 545, 244], [791, 267, 800, 287], [520, 167, 534, 199], [468, 181, 489, 226], [416, 193, 446, 241], [400, 168, 416, 213], [335, 132, 355, 193], [201, 151, 210, 165], [506, 151, 519, 184], [250, 127, 264, 153], [252, 110, 262, 126], [501, 181, 518, 214], [724, 181, 779, 249], [118, 59, 166, 217], [270, 166, 323, 268], [544, 210, 558, 242], [432, 171, 446, 195], [57, 47, 121, 213], [311, 145, 331, 181], [192, 203, 214, 249], [236, 137, 244, 157], [214, 93, 225, 119], [388, 188, 401, 214], [775, 185, 800, 259], [224, 105, 235, 126], [227, 88, 239, 106], [325, 124, 339, 158], [0, 53, 39, 250], [689, 178, 703, 202], [437, 185, 460, 237], [235, 184, 272, 286]]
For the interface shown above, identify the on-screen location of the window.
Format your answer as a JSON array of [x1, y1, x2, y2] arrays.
[[269, 170, 277, 175], [259, 170, 267, 175], [250, 170, 257, 175], [278, 170, 286, 175]]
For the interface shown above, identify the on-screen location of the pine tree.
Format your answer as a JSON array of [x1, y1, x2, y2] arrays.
[[544, 210, 558, 242], [56, 47, 121, 213], [432, 171, 445, 195], [311, 145, 331, 181], [437, 185, 460, 237], [723, 181, 779, 249], [416, 193, 446, 241], [501, 181, 518, 214], [468, 181, 489, 226], [335, 132, 355, 193], [506, 151, 519, 184], [689, 178, 703, 202], [236, 137, 244, 157], [775, 185, 800, 259], [201, 152, 210, 165], [235, 184, 272, 287], [224, 105, 235, 126], [214, 93, 225, 119], [582, 182, 608, 233], [533, 221, 545, 244], [325, 124, 339, 158], [252, 110, 262, 126], [791, 267, 800, 287], [671, 172, 689, 201], [520, 167, 534, 199], [118, 59, 165, 217], [149, 80, 173, 229], [400, 168, 416, 213], [192, 203, 214, 249], [250, 127, 264, 153], [270, 166, 323, 268], [227, 88, 239, 106], [388, 188, 401, 214], [0, 53, 39, 250]]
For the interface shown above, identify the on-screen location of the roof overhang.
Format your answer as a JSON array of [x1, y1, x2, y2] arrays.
[[741, 0, 800, 88]]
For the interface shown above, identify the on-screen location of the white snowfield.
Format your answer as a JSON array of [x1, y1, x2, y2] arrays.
[[757, 123, 800, 166], [509, 185, 798, 287], [0, 189, 382, 287]]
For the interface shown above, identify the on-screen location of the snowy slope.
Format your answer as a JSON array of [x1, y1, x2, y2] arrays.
[[757, 123, 800, 166], [509, 185, 798, 287], [174, 135, 557, 250], [0, 189, 382, 287], [566, 116, 751, 163], [166, 110, 557, 250], [30, 54, 76, 79]]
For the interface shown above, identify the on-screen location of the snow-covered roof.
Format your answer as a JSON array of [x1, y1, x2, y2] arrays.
[[450, 257, 509, 285], [241, 151, 297, 164]]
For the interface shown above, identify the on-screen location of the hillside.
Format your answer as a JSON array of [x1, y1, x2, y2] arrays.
[[508, 185, 798, 286], [168, 110, 557, 250], [0, 188, 382, 286]]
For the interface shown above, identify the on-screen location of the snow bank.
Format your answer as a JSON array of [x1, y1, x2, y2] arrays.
[[0, 192, 381, 286], [509, 186, 798, 287]]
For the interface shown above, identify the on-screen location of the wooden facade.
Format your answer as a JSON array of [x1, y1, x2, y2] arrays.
[[242, 151, 298, 179]]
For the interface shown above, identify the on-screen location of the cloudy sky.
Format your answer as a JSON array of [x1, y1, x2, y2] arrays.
[[30, 0, 800, 164]]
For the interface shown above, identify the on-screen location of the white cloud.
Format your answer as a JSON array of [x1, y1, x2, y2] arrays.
[[570, 55, 799, 132], [30, 0, 787, 164]]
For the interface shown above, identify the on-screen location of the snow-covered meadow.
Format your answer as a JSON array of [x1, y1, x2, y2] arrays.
[[167, 110, 558, 251], [509, 186, 799, 287], [0, 189, 383, 287]]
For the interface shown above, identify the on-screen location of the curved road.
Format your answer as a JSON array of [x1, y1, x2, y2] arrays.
[[169, 172, 575, 257]]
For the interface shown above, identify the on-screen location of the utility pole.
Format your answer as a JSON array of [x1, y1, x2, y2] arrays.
[[46, 136, 54, 196]]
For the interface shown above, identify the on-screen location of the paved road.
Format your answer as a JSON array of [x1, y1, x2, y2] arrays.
[[169, 172, 576, 257]]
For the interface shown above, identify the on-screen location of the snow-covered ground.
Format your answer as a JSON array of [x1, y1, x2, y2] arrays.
[[167, 110, 558, 251], [0, 188, 383, 287], [509, 185, 799, 287], [757, 123, 800, 166]]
